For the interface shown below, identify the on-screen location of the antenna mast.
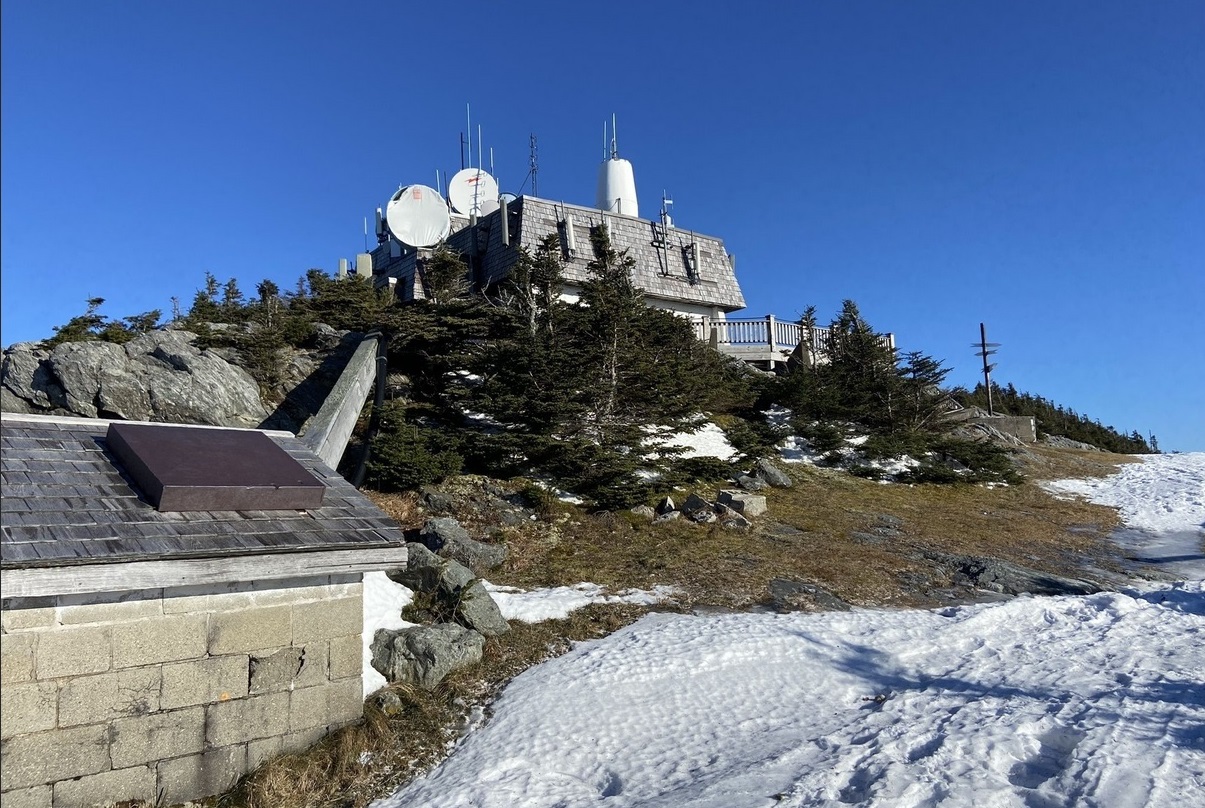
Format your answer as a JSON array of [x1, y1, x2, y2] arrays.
[[972, 323, 1002, 416], [530, 133, 539, 197], [466, 103, 473, 168]]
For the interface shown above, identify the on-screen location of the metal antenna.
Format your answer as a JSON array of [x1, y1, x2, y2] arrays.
[[611, 113, 618, 158], [477, 124, 483, 176], [530, 133, 538, 197], [466, 103, 472, 168], [363, 217, 368, 252], [972, 323, 1002, 416]]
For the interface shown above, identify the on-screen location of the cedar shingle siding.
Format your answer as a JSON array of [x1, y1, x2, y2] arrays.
[[371, 196, 746, 313]]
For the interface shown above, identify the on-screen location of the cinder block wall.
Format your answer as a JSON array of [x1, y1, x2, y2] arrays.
[[1, 575, 364, 808]]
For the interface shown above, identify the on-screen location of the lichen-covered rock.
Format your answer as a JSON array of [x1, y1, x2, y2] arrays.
[[455, 581, 510, 637], [370, 623, 485, 689]]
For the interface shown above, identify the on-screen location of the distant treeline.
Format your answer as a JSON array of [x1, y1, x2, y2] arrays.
[[952, 382, 1155, 454]]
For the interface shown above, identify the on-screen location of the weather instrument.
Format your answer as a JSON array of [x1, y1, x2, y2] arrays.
[[972, 323, 1002, 416]]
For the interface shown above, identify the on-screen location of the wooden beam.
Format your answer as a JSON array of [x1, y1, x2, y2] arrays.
[[1, 547, 409, 599]]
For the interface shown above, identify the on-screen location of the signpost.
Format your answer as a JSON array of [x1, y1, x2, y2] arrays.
[[973, 323, 1001, 416]]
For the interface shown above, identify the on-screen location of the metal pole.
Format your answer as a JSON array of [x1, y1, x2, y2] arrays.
[[980, 322, 994, 416]]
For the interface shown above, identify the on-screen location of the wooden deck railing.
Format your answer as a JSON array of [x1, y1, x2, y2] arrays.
[[694, 316, 895, 364]]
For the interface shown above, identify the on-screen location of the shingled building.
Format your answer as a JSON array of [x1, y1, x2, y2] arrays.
[[369, 195, 747, 322], [0, 413, 407, 807]]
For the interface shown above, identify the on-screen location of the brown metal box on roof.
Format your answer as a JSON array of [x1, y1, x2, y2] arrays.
[[105, 423, 326, 512]]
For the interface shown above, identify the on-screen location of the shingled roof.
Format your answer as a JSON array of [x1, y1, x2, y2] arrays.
[[1, 414, 405, 581]]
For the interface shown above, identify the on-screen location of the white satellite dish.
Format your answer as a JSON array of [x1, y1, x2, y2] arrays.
[[499, 192, 518, 205], [385, 184, 451, 248], [447, 168, 500, 217]]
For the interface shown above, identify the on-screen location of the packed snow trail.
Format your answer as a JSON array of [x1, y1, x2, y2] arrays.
[[374, 454, 1205, 808]]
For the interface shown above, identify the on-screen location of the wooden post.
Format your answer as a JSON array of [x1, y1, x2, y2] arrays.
[[766, 315, 776, 349]]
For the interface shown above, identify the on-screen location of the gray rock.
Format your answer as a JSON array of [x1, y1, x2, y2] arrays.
[[421, 488, 457, 513], [2, 330, 268, 427], [1, 343, 65, 410], [767, 579, 850, 612], [850, 531, 888, 545], [455, 581, 510, 637], [630, 505, 656, 520], [419, 517, 508, 574], [655, 496, 675, 516], [925, 551, 1102, 597], [497, 509, 529, 527], [654, 510, 682, 523], [718, 511, 752, 531], [717, 490, 768, 518], [374, 690, 403, 716], [754, 458, 793, 488], [735, 474, 766, 491], [681, 493, 713, 516], [387, 542, 475, 596], [370, 623, 485, 689]]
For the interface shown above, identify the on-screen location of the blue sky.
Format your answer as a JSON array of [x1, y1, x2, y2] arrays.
[[3, 1, 1202, 450]]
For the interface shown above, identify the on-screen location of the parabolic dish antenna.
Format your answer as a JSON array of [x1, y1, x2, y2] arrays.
[[447, 168, 500, 217], [385, 185, 452, 248]]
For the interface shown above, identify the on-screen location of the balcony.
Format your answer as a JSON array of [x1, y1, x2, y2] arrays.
[[694, 316, 896, 368]]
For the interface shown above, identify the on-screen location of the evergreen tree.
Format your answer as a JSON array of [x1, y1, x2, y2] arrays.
[[40, 298, 109, 349]]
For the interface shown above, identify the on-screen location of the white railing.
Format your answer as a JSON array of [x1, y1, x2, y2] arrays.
[[695, 316, 894, 360]]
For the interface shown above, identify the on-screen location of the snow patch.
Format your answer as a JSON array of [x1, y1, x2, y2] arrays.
[[361, 571, 415, 698], [483, 582, 677, 623]]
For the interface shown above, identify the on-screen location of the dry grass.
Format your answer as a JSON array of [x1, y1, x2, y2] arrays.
[[203, 445, 1137, 808]]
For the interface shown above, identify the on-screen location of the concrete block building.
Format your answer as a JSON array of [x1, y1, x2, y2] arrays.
[[0, 413, 407, 807]]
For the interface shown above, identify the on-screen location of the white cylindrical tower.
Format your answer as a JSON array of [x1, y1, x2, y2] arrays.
[[597, 158, 638, 217], [595, 117, 638, 217]]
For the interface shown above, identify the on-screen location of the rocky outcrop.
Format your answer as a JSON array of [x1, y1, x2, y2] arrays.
[[923, 551, 1102, 597], [1, 331, 268, 427], [1041, 435, 1102, 452], [766, 579, 850, 613]]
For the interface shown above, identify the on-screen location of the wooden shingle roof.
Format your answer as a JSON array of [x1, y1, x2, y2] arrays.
[[0, 414, 405, 571]]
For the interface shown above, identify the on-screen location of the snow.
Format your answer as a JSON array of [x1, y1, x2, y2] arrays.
[[361, 571, 415, 698], [659, 422, 739, 461], [1044, 453, 1205, 580], [483, 582, 677, 623], [373, 453, 1205, 808]]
